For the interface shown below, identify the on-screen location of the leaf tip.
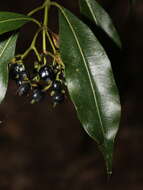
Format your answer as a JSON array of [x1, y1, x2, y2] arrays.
[[99, 140, 114, 176], [116, 38, 122, 49]]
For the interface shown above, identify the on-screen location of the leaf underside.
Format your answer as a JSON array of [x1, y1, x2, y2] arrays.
[[0, 12, 33, 35], [0, 32, 18, 103], [79, 0, 121, 48], [59, 7, 121, 174]]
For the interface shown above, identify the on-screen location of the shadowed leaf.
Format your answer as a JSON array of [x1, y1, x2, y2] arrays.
[[0, 12, 35, 35], [79, 0, 121, 48]]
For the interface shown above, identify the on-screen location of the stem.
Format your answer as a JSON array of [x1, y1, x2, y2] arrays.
[[45, 51, 55, 59], [27, 0, 50, 16], [43, 6, 48, 53], [43, 0, 51, 64], [28, 5, 44, 16], [46, 30, 56, 53], [19, 0, 52, 62], [21, 28, 42, 61], [44, 51, 65, 69], [50, 1, 62, 10], [30, 18, 41, 27], [33, 47, 41, 62]]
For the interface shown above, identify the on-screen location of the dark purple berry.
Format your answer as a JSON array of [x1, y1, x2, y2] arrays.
[[31, 88, 44, 103], [18, 71, 28, 80], [16, 79, 23, 86], [52, 92, 65, 104], [52, 80, 63, 92], [9, 63, 25, 80], [17, 83, 30, 96], [39, 66, 55, 82], [14, 63, 25, 73]]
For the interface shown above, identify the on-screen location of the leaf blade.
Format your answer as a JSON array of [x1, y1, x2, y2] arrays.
[[0, 32, 18, 103], [79, 0, 122, 48], [59, 7, 121, 174], [0, 12, 34, 35]]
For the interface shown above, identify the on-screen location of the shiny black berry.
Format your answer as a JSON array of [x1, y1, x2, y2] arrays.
[[52, 92, 65, 104], [18, 71, 28, 80], [9, 63, 25, 80], [17, 83, 30, 96], [39, 66, 55, 82], [52, 80, 63, 92], [16, 79, 23, 86], [14, 63, 25, 73], [31, 88, 44, 103]]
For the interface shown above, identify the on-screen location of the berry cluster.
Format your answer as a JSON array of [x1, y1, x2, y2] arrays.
[[9, 54, 65, 105]]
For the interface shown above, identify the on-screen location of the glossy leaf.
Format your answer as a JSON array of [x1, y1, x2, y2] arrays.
[[59, 7, 121, 174], [79, 0, 121, 48], [0, 12, 34, 35], [0, 32, 18, 103]]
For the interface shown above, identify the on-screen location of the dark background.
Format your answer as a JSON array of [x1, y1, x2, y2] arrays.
[[0, 0, 142, 189]]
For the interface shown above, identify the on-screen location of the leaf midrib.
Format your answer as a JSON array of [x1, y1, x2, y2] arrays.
[[0, 17, 30, 24], [60, 8, 105, 136], [83, 0, 98, 25], [0, 35, 14, 59]]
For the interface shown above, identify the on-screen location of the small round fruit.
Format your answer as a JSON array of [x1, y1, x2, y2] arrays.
[[39, 66, 55, 82], [17, 83, 30, 96], [18, 71, 28, 80], [9, 63, 25, 79], [52, 92, 65, 104], [52, 80, 63, 92], [14, 63, 25, 73], [31, 88, 44, 103], [16, 79, 23, 86]]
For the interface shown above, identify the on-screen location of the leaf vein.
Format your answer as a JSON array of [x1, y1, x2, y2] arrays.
[[0, 36, 13, 59], [0, 17, 29, 24], [60, 8, 105, 136], [84, 0, 98, 24]]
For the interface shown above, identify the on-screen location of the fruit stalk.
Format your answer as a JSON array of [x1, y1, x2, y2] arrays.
[[43, 0, 51, 64]]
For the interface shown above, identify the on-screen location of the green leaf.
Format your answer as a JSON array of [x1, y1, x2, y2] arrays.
[[0, 32, 18, 103], [79, 0, 122, 48], [58, 7, 121, 174], [0, 12, 34, 35]]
